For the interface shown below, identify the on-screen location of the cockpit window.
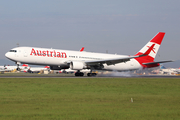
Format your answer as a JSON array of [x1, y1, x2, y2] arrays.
[[10, 50, 17, 52]]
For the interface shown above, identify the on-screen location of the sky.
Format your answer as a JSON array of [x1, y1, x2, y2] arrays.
[[0, 0, 180, 66]]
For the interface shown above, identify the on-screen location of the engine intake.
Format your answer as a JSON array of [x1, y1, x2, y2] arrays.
[[70, 61, 86, 70]]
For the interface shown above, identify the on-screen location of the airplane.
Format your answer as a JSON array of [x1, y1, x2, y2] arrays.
[[0, 69, 6, 73], [25, 66, 50, 73], [60, 68, 91, 74], [0, 65, 7, 73], [159, 64, 180, 75], [5, 32, 172, 76], [0, 65, 6, 70], [4, 64, 29, 72]]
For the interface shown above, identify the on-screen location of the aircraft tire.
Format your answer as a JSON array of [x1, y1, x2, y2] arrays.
[[16, 68, 20, 71], [87, 73, 97, 77], [75, 72, 84, 76]]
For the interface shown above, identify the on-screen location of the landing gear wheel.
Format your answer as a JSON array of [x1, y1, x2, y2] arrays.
[[16, 67, 21, 71], [87, 73, 97, 77], [75, 72, 84, 76], [16, 62, 21, 71]]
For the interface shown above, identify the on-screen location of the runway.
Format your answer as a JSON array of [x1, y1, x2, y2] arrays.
[[0, 73, 180, 78]]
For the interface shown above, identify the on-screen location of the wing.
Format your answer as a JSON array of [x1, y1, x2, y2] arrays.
[[85, 55, 144, 66], [85, 44, 155, 66]]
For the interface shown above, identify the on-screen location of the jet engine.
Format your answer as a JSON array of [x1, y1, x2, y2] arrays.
[[70, 61, 86, 70]]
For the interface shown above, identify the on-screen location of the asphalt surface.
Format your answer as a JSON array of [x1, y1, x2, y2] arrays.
[[0, 73, 180, 78]]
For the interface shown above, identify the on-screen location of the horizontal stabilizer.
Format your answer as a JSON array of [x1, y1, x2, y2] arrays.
[[142, 60, 173, 65]]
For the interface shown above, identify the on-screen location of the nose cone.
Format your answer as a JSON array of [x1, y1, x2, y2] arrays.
[[5, 52, 11, 59], [5, 52, 9, 58]]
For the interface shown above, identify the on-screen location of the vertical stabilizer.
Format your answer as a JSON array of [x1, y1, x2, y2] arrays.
[[135, 32, 165, 61]]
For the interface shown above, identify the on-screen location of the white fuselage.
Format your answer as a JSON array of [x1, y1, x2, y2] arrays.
[[5, 47, 142, 71]]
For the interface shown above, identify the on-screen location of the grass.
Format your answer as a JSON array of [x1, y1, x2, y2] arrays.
[[0, 72, 74, 77], [0, 78, 179, 119]]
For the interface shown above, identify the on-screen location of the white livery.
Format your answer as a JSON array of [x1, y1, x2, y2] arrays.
[[5, 32, 171, 76]]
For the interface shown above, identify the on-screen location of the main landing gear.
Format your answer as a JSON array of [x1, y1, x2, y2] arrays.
[[87, 69, 97, 77], [87, 73, 97, 76], [75, 70, 97, 77], [75, 70, 84, 76]]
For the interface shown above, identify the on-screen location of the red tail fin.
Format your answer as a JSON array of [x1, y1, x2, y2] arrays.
[[135, 32, 165, 61], [135, 32, 165, 68]]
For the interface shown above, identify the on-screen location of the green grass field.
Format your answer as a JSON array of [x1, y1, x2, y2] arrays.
[[0, 78, 179, 120]]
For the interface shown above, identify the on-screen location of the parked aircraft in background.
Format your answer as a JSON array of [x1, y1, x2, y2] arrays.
[[60, 68, 91, 74], [159, 64, 180, 75], [26, 66, 50, 73], [3, 64, 28, 72], [5, 32, 172, 76], [0, 65, 6, 72], [0, 64, 50, 73], [0, 65, 5, 70], [0, 69, 6, 73]]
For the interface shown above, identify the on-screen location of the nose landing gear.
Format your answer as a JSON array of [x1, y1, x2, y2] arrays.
[[74, 70, 98, 77], [16, 62, 21, 71]]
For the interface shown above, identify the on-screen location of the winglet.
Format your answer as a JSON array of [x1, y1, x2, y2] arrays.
[[80, 47, 84, 52]]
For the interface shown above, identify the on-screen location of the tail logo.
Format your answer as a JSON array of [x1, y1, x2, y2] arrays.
[[147, 45, 156, 53]]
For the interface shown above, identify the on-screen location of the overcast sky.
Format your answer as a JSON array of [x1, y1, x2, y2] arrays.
[[0, 0, 180, 65]]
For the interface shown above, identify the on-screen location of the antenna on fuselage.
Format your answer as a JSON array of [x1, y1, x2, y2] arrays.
[[106, 50, 108, 53], [17, 43, 19, 47]]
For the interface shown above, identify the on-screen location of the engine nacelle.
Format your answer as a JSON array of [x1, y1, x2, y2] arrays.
[[70, 61, 86, 70]]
